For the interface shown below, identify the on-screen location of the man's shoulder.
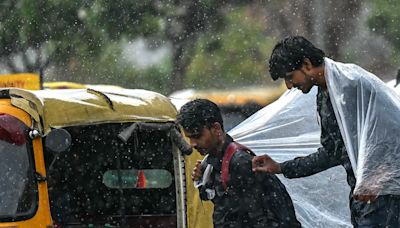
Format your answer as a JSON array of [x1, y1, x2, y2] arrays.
[[224, 141, 255, 172], [230, 145, 253, 161], [228, 149, 254, 175], [226, 141, 254, 154]]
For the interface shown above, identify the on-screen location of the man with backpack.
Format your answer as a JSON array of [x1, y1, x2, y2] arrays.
[[177, 99, 301, 228]]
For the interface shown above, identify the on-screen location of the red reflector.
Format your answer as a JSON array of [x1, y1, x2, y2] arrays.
[[136, 170, 147, 188], [0, 114, 27, 145]]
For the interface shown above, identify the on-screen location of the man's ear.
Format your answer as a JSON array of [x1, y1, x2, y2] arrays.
[[303, 58, 313, 71], [211, 122, 223, 132]]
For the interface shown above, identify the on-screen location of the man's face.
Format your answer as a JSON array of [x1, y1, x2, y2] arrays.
[[183, 125, 220, 157], [283, 68, 315, 94]]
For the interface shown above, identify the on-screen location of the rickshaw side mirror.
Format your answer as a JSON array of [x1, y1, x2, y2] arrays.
[[45, 128, 72, 153], [170, 127, 193, 155]]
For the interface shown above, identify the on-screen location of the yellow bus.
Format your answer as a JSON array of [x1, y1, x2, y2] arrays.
[[169, 84, 286, 130], [0, 73, 41, 90], [43, 81, 123, 90]]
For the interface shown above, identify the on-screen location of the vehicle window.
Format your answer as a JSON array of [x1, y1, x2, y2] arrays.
[[103, 169, 173, 189], [221, 103, 264, 130], [222, 112, 247, 131], [46, 123, 177, 226], [0, 114, 37, 221]]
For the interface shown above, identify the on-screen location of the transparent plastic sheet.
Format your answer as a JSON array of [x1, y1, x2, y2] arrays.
[[325, 58, 400, 196], [229, 87, 351, 228]]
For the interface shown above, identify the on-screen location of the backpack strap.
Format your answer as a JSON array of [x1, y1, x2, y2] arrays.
[[221, 142, 254, 191]]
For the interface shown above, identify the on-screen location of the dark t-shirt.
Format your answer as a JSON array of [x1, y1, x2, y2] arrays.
[[279, 87, 380, 223], [200, 135, 300, 228]]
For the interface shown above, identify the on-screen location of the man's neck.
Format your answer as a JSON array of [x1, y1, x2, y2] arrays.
[[315, 64, 327, 91], [217, 134, 227, 153], [214, 133, 232, 158]]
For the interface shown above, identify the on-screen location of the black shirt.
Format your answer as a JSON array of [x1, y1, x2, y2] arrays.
[[279, 87, 378, 224], [200, 135, 301, 228], [280, 88, 355, 189]]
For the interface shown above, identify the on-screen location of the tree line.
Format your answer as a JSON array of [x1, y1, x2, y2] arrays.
[[1, 0, 398, 94]]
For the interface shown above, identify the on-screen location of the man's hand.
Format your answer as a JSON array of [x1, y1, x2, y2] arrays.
[[252, 154, 281, 174], [191, 160, 203, 181]]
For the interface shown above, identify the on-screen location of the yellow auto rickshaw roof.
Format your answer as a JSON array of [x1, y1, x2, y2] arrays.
[[3, 88, 177, 135]]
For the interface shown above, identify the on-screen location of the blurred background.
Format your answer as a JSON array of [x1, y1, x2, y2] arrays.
[[1, 0, 399, 95]]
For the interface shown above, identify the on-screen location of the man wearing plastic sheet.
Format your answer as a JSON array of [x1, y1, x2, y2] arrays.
[[177, 99, 301, 228], [252, 35, 400, 227]]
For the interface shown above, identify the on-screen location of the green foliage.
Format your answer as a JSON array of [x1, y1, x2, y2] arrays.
[[132, 63, 172, 95], [0, 0, 160, 71], [1, 0, 266, 92], [51, 42, 172, 94], [84, 0, 160, 40], [186, 7, 276, 89], [367, 0, 400, 71], [368, 0, 400, 50]]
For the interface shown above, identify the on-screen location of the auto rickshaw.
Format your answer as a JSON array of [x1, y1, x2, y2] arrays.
[[0, 87, 212, 228], [169, 84, 286, 130]]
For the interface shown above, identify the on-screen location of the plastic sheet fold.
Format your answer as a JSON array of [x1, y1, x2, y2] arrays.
[[325, 58, 400, 196]]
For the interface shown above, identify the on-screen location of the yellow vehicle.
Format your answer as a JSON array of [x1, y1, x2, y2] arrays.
[[0, 73, 41, 90], [43, 81, 123, 90], [169, 85, 286, 130], [0, 87, 212, 228], [42, 81, 86, 89]]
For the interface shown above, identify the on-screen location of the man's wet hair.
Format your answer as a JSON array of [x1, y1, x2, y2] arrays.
[[177, 99, 224, 134], [269, 36, 325, 80]]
